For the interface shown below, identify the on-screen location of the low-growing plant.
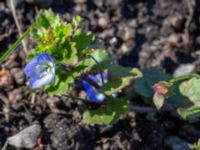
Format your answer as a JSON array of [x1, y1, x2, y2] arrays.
[[1, 9, 200, 127]]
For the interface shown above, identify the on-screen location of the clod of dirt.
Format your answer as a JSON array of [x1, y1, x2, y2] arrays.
[[7, 124, 41, 149]]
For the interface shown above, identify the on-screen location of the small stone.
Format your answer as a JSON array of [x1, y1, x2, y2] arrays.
[[163, 19, 171, 27], [103, 143, 110, 150], [165, 136, 191, 150], [168, 14, 183, 29], [7, 124, 41, 149], [128, 19, 138, 28], [109, 37, 118, 46], [173, 64, 195, 77], [98, 17, 108, 29], [94, 0, 103, 7], [123, 27, 135, 41], [120, 42, 135, 54], [10, 68, 25, 85], [120, 44, 129, 54], [0, 69, 12, 88], [74, 4, 86, 13], [8, 89, 23, 104], [167, 34, 181, 45]]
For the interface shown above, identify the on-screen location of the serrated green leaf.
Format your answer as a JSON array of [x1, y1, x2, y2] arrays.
[[179, 78, 200, 106], [177, 106, 200, 123], [72, 16, 83, 27], [54, 23, 72, 38], [37, 9, 60, 29], [134, 68, 171, 97], [74, 31, 93, 53], [83, 99, 128, 125]]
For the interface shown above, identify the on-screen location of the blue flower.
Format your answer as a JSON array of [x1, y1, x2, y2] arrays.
[[24, 53, 55, 89], [82, 73, 117, 103]]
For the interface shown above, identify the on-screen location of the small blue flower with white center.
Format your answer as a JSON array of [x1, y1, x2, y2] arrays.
[[24, 53, 55, 89], [82, 73, 117, 103]]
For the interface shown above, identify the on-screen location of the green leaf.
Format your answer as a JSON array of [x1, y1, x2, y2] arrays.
[[72, 16, 83, 27], [179, 78, 200, 106], [83, 99, 128, 125], [45, 64, 84, 96], [98, 65, 140, 95], [45, 73, 72, 96], [37, 9, 60, 29], [153, 93, 164, 110], [134, 68, 171, 97], [77, 49, 108, 73], [99, 77, 132, 95], [167, 82, 184, 107], [189, 139, 200, 150], [74, 31, 93, 53], [177, 106, 200, 123], [54, 23, 72, 38]]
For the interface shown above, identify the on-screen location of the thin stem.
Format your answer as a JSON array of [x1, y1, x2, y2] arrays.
[[0, 23, 35, 64], [10, 0, 28, 54], [129, 106, 157, 113], [129, 105, 173, 113]]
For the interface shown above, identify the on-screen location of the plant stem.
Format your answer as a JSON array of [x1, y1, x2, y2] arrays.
[[129, 105, 173, 113], [0, 23, 35, 64]]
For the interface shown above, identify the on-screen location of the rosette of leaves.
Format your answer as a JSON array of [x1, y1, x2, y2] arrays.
[[29, 10, 108, 95]]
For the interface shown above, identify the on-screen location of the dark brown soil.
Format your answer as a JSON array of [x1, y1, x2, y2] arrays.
[[0, 0, 200, 150]]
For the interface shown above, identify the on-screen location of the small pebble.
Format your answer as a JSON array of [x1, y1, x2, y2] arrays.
[[0, 69, 12, 88], [8, 89, 23, 104], [168, 14, 183, 29], [7, 124, 41, 149], [10, 68, 25, 85], [109, 37, 118, 46], [98, 17, 108, 29], [173, 64, 195, 77], [167, 34, 181, 45]]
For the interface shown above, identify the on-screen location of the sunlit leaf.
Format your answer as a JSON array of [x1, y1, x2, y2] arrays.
[[179, 78, 200, 106], [83, 99, 128, 125], [177, 106, 200, 123]]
